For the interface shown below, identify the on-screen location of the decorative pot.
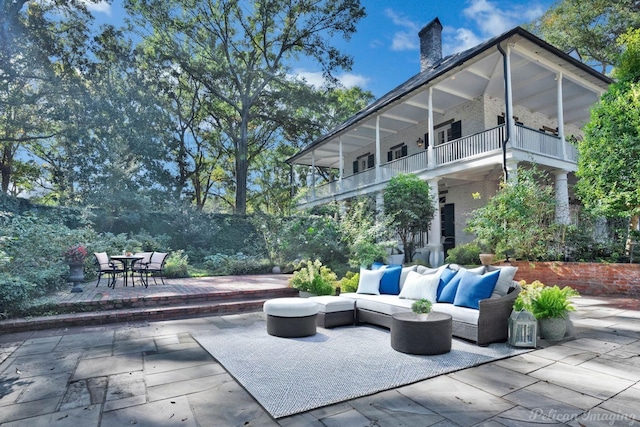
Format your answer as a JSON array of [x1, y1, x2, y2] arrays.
[[386, 254, 404, 265], [539, 317, 567, 341], [415, 313, 429, 321], [479, 253, 495, 266], [68, 262, 84, 293]]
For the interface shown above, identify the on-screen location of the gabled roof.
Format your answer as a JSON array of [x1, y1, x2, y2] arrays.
[[287, 26, 612, 167]]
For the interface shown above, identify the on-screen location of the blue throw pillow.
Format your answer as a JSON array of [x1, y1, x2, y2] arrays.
[[372, 263, 402, 295], [437, 270, 463, 303], [453, 270, 501, 310], [437, 267, 458, 300]]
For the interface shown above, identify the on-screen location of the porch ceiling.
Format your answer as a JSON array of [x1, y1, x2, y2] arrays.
[[291, 30, 610, 169]]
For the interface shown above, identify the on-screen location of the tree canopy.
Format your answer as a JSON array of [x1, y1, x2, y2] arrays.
[[528, 0, 640, 73], [577, 28, 640, 239], [125, 0, 366, 214]]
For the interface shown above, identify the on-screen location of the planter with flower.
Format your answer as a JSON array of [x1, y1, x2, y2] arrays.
[[64, 244, 88, 293], [515, 280, 579, 341], [411, 298, 432, 320], [289, 259, 338, 297]]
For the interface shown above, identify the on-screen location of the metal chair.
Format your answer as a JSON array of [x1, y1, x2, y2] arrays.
[[131, 252, 153, 287], [94, 252, 125, 288], [143, 252, 169, 285]]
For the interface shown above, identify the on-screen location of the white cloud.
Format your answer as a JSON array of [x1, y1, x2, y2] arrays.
[[443, 0, 547, 55], [385, 8, 419, 52], [83, 0, 112, 16], [293, 69, 370, 90]]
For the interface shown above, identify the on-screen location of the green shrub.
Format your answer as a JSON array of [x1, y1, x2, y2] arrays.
[[203, 252, 272, 276], [289, 259, 337, 295], [163, 250, 190, 278], [445, 242, 482, 266], [338, 271, 359, 293]]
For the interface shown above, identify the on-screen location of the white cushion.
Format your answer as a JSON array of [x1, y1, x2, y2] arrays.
[[356, 267, 386, 295], [398, 270, 440, 303], [343, 293, 413, 316], [263, 298, 319, 317], [399, 265, 418, 291], [486, 265, 518, 296], [308, 296, 355, 313], [432, 303, 480, 325]]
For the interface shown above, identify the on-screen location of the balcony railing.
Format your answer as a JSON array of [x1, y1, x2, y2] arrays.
[[298, 124, 576, 204]]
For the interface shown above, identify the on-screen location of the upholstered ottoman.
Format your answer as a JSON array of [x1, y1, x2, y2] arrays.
[[263, 298, 319, 338], [309, 296, 356, 328]]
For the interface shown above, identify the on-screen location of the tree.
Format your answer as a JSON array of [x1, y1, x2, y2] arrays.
[[125, 0, 366, 214], [465, 168, 557, 260], [0, 0, 102, 195], [577, 29, 640, 252], [528, 0, 640, 73], [383, 174, 436, 263]]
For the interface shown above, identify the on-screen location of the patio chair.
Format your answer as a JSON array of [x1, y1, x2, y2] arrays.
[[131, 252, 153, 287], [94, 252, 125, 288], [143, 252, 169, 286]]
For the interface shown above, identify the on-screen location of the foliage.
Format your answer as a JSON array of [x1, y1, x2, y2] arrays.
[[411, 299, 432, 314], [338, 271, 360, 293], [63, 244, 89, 263], [465, 167, 557, 260], [383, 174, 436, 263], [577, 29, 640, 249], [530, 285, 580, 320], [445, 241, 482, 266], [289, 259, 337, 296], [513, 280, 547, 312], [527, 0, 640, 73], [203, 252, 271, 276], [163, 250, 190, 278], [126, 0, 365, 214], [338, 197, 390, 267]]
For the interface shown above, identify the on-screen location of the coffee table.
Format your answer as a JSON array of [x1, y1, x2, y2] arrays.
[[391, 312, 452, 355]]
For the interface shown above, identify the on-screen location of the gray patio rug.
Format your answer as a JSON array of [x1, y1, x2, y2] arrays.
[[193, 323, 531, 419]]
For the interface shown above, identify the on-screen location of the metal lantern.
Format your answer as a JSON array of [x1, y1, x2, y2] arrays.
[[508, 310, 537, 348]]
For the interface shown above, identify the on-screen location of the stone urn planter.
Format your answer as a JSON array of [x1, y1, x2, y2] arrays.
[[68, 262, 84, 293], [538, 317, 567, 341]]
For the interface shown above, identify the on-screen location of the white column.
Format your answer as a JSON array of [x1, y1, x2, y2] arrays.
[[338, 137, 344, 193], [554, 170, 570, 225], [375, 115, 381, 183], [505, 45, 515, 146], [427, 87, 435, 169], [557, 72, 567, 159], [311, 150, 316, 199], [506, 160, 518, 184], [426, 178, 444, 267]]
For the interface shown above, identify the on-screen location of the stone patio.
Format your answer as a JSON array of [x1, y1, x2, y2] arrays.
[[0, 293, 639, 426]]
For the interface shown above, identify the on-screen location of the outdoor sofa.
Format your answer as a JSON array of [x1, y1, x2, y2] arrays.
[[340, 263, 521, 346]]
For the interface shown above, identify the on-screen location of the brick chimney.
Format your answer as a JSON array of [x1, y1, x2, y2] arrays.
[[419, 18, 442, 72]]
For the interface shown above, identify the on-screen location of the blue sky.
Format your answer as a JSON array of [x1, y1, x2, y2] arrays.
[[87, 0, 553, 98]]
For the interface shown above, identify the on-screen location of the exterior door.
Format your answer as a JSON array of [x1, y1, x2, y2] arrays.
[[441, 203, 455, 258]]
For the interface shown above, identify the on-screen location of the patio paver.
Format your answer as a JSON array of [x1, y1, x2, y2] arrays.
[[0, 280, 639, 426]]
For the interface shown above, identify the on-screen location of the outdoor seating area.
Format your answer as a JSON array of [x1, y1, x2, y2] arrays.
[[93, 251, 168, 288]]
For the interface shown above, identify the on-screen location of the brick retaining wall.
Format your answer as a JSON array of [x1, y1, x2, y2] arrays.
[[497, 261, 640, 296]]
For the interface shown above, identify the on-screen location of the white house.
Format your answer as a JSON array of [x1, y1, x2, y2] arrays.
[[286, 18, 612, 266]]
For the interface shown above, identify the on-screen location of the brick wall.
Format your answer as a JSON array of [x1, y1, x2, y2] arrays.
[[497, 261, 640, 296]]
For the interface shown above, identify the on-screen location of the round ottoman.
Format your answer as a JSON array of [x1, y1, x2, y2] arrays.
[[263, 298, 319, 338]]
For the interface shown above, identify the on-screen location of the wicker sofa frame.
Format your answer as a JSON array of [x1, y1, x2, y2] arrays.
[[353, 282, 521, 346]]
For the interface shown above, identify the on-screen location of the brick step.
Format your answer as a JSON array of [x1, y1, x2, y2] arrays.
[[57, 287, 298, 312], [0, 288, 298, 334]]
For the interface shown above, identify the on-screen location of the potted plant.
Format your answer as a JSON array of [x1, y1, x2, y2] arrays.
[[63, 244, 88, 293], [530, 285, 579, 341], [289, 259, 337, 297], [411, 298, 432, 320]]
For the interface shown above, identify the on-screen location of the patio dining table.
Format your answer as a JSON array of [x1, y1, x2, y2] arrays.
[[110, 255, 144, 287]]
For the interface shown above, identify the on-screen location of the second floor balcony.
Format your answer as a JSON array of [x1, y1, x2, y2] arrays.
[[299, 124, 578, 205]]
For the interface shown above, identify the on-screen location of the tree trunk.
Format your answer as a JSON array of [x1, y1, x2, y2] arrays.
[[235, 105, 250, 214]]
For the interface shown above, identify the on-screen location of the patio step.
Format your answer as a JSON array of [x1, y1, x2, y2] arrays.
[[0, 286, 298, 334]]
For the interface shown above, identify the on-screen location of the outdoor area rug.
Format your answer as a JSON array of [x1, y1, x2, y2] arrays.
[[193, 323, 531, 419]]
